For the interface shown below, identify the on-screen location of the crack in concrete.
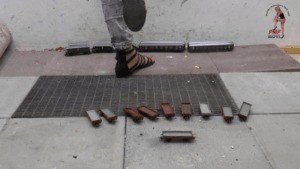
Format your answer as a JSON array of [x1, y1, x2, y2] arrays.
[[122, 117, 128, 169], [181, 0, 188, 7]]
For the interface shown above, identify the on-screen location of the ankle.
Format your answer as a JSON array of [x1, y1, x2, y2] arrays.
[[115, 46, 135, 62], [125, 46, 133, 52]]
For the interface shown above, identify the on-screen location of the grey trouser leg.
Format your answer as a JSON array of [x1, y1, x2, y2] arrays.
[[101, 0, 133, 50]]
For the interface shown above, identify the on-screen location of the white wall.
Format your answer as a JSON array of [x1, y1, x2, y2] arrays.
[[0, 0, 299, 50]]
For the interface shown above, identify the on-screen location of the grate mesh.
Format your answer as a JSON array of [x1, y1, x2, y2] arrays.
[[13, 74, 238, 118]]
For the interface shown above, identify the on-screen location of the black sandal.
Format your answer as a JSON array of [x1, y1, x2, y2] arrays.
[[115, 48, 155, 78], [123, 0, 147, 32]]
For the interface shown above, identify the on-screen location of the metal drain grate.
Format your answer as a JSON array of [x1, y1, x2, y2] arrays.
[[13, 74, 238, 118]]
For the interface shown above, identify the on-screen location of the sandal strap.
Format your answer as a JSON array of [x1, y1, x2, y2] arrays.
[[126, 50, 138, 64], [130, 55, 142, 72], [144, 54, 151, 65], [115, 47, 135, 61], [138, 54, 145, 65], [119, 48, 135, 55], [129, 53, 154, 72]]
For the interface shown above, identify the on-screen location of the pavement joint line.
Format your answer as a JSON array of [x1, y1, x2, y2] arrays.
[[123, 116, 127, 169], [245, 122, 275, 169], [209, 53, 221, 73]]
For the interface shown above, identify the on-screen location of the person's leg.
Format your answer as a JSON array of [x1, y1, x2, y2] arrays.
[[280, 21, 285, 38], [101, 0, 133, 50], [273, 19, 278, 30], [100, 0, 155, 77]]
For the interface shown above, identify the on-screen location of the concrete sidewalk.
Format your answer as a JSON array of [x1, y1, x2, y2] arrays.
[[0, 72, 299, 169], [0, 118, 125, 169], [125, 117, 271, 169], [0, 42, 300, 169]]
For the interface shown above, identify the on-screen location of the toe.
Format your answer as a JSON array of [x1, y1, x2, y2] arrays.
[[149, 56, 155, 62]]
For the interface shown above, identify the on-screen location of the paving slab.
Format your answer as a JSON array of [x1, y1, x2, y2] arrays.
[[1, 45, 298, 76], [221, 72, 300, 114], [247, 114, 300, 169], [125, 117, 272, 169], [1, 45, 299, 76], [42, 52, 115, 75], [43, 52, 217, 75], [134, 52, 218, 75], [0, 77, 38, 118], [0, 117, 125, 169], [209, 44, 300, 72], [0, 50, 54, 76], [0, 50, 218, 76]]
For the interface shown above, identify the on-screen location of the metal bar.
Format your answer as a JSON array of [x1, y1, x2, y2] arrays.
[[92, 43, 114, 53], [65, 42, 91, 56], [138, 41, 186, 52], [188, 41, 234, 53]]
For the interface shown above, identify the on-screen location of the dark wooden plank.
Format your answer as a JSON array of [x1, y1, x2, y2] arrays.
[[161, 103, 175, 119], [100, 108, 118, 123], [124, 108, 144, 122], [181, 103, 192, 119], [137, 105, 159, 120]]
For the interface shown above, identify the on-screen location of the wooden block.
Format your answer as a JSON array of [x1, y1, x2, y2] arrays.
[[238, 102, 252, 121], [200, 103, 212, 119], [86, 110, 102, 126], [124, 108, 144, 122], [137, 105, 159, 120], [100, 109, 118, 123], [161, 103, 175, 119], [181, 103, 192, 119], [222, 106, 234, 123]]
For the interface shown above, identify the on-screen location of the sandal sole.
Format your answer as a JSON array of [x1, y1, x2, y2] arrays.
[[123, 0, 147, 32]]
